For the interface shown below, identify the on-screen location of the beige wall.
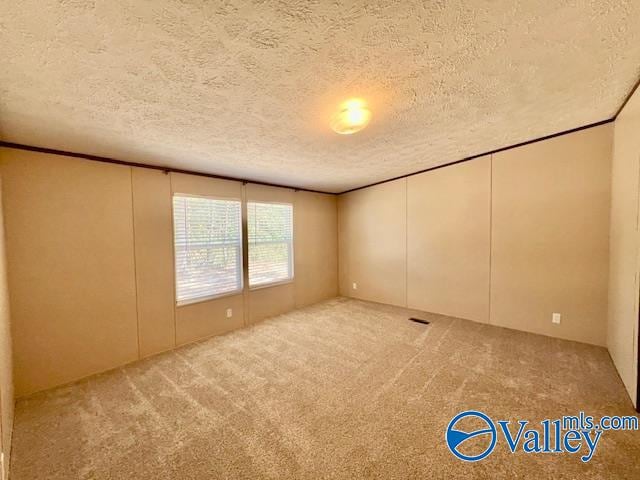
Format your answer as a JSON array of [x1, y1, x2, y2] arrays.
[[338, 179, 407, 307], [0, 150, 139, 396], [491, 125, 612, 346], [294, 192, 339, 308], [407, 156, 491, 323], [170, 173, 247, 345], [1, 120, 618, 399], [608, 86, 640, 406], [338, 124, 612, 346], [0, 149, 338, 396], [132, 168, 176, 357], [175, 294, 245, 346], [245, 184, 296, 324], [0, 179, 13, 480]]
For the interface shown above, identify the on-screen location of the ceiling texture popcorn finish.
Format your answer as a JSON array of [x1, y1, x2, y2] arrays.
[[1, 1, 639, 193]]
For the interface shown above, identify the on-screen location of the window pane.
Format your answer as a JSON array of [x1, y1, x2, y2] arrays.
[[173, 195, 242, 303], [247, 202, 293, 287]]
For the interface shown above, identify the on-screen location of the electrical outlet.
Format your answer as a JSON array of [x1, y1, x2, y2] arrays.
[[552, 313, 561, 325], [352, 282, 358, 290], [226, 308, 233, 318]]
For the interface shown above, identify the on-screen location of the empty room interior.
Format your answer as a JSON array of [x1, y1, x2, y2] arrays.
[[1, 1, 640, 478]]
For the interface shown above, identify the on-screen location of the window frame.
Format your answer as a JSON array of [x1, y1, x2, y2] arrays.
[[172, 193, 244, 307], [246, 200, 295, 290]]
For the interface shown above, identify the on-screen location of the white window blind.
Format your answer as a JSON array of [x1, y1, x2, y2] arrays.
[[247, 202, 294, 287], [173, 195, 242, 304]]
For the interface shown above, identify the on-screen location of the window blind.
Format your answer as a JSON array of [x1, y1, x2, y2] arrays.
[[173, 195, 242, 304], [247, 202, 294, 287]]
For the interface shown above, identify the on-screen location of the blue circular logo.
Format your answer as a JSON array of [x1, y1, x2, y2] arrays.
[[446, 410, 497, 462]]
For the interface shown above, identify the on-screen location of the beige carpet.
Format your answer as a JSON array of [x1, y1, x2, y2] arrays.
[[11, 298, 640, 479]]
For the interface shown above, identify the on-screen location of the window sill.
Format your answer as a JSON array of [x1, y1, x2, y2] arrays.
[[248, 278, 294, 291], [176, 279, 296, 306], [176, 289, 243, 308]]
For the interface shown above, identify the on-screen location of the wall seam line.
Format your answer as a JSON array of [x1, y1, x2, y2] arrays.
[[293, 191, 299, 308], [488, 154, 493, 325], [169, 173, 177, 348], [336, 196, 340, 298], [405, 178, 408, 308], [129, 167, 141, 359], [634, 151, 640, 407]]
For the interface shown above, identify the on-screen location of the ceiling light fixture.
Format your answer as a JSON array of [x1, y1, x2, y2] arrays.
[[330, 98, 371, 135]]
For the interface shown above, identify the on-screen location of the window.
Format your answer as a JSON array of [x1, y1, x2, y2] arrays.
[[173, 195, 242, 304], [247, 202, 294, 287]]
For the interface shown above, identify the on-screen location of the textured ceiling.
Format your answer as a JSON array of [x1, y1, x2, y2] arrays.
[[1, 1, 639, 193]]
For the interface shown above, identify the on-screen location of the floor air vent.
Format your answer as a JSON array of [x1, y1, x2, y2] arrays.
[[409, 317, 430, 325]]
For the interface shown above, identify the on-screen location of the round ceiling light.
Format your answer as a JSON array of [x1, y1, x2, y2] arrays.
[[330, 98, 371, 135]]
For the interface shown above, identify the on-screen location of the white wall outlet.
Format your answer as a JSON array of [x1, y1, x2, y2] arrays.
[[552, 313, 561, 325], [352, 282, 358, 290], [226, 308, 233, 318]]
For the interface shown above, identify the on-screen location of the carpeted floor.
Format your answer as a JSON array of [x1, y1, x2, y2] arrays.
[[11, 297, 640, 479]]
